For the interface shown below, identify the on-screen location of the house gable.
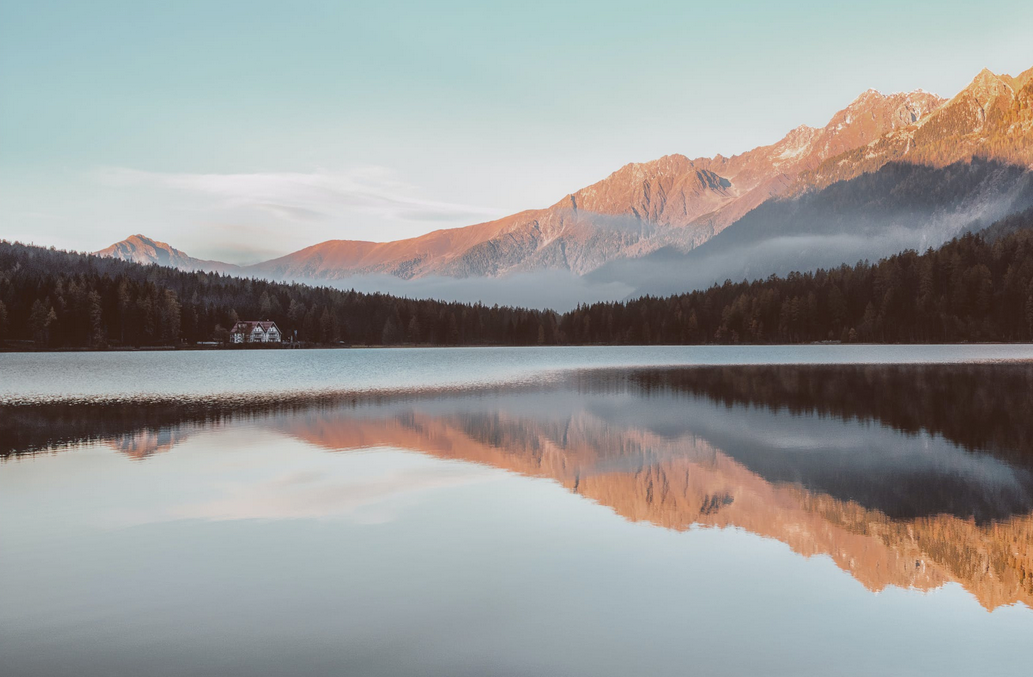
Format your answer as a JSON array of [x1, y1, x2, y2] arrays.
[[228, 320, 283, 343]]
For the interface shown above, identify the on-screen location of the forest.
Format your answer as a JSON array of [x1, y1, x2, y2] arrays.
[[2, 208, 1033, 349]]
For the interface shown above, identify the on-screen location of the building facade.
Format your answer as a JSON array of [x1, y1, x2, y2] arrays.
[[229, 321, 282, 344]]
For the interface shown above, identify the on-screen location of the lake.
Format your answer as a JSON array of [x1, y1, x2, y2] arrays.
[[2, 346, 1033, 676], [4, 344, 1033, 404]]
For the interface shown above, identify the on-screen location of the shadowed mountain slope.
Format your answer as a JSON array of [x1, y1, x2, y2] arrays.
[[591, 158, 1033, 297]]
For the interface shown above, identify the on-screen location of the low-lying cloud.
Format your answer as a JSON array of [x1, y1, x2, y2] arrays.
[[309, 270, 635, 313]]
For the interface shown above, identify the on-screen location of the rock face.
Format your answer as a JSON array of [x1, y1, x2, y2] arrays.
[[97, 234, 240, 274], [801, 66, 1033, 189]]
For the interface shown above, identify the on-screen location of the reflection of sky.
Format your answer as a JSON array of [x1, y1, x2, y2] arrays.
[[172, 450, 496, 524], [2, 418, 1033, 677], [1, 428, 501, 531]]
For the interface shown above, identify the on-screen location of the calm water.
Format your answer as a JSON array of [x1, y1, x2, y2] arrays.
[[3, 344, 1033, 404], [3, 347, 1033, 676]]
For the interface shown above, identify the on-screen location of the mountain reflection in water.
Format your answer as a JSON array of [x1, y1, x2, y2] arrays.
[[4, 363, 1033, 611]]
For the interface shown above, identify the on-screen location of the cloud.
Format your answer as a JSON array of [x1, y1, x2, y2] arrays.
[[95, 166, 503, 226], [257, 203, 327, 222]]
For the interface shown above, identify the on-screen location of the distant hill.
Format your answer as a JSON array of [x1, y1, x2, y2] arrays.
[[97, 234, 241, 275]]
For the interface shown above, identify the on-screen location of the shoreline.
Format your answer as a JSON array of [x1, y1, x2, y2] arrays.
[[4, 340, 1033, 354]]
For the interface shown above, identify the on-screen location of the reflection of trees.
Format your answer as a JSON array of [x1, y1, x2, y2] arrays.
[[624, 364, 1033, 463], [0, 398, 357, 458], [7, 363, 1033, 465]]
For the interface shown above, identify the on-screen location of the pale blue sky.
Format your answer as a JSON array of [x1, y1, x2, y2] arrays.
[[2, 0, 1032, 261]]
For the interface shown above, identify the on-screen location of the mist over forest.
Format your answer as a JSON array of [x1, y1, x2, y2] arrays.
[[590, 160, 1033, 299]]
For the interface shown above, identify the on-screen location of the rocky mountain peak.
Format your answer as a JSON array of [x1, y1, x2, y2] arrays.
[[807, 88, 944, 163], [961, 67, 1015, 105], [563, 153, 729, 226], [916, 67, 1020, 136], [846, 87, 886, 105], [99, 234, 182, 265], [1003, 66, 1033, 93], [97, 234, 240, 274], [831, 89, 944, 129]]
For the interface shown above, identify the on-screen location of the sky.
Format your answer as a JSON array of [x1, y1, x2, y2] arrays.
[[2, 0, 1033, 263]]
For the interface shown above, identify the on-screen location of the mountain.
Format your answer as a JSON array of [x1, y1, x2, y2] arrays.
[[588, 65, 1033, 297], [242, 88, 943, 281], [96, 65, 1033, 294], [801, 66, 1033, 189], [590, 158, 1033, 296], [97, 234, 240, 274]]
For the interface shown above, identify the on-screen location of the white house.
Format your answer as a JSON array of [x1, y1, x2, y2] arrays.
[[229, 320, 282, 344]]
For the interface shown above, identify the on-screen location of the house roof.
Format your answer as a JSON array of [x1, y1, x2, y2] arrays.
[[230, 320, 280, 333]]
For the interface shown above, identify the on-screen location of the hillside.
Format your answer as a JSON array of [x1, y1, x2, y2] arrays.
[[592, 159, 1033, 296], [6, 204, 1033, 349], [570, 209, 1033, 345], [96, 234, 241, 275]]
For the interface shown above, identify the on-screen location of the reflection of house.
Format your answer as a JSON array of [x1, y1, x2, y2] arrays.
[[230, 321, 282, 344]]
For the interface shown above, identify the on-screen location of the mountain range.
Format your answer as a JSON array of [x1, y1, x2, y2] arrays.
[[98, 64, 1033, 303]]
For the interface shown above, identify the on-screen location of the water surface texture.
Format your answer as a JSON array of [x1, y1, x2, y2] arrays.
[[2, 347, 1033, 676], [4, 344, 1033, 404]]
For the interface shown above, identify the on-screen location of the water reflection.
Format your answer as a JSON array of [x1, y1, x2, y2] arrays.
[[4, 364, 1033, 612]]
